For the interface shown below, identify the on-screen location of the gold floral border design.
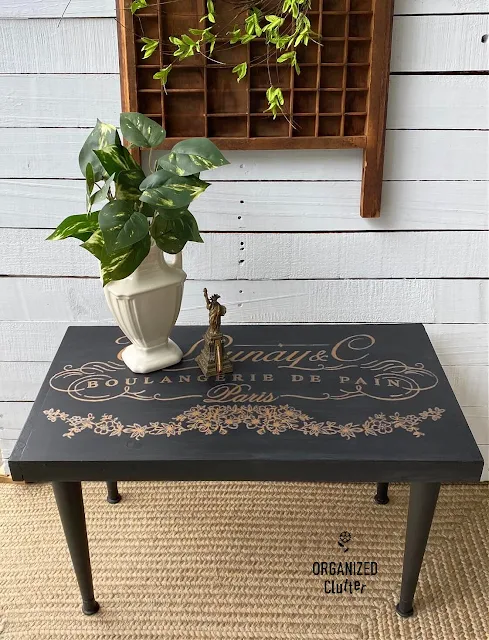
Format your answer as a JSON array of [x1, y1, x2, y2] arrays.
[[43, 405, 445, 441]]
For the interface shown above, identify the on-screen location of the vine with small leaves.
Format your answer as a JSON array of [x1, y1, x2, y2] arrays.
[[130, 0, 318, 119]]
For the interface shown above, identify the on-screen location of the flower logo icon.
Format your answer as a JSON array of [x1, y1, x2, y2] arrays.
[[338, 531, 352, 552]]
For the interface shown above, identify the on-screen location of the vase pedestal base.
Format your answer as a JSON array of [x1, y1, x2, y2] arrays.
[[122, 339, 182, 374]]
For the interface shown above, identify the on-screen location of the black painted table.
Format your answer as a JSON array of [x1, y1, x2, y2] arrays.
[[9, 325, 483, 617]]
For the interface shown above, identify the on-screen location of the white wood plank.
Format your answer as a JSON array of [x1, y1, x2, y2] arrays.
[[462, 407, 489, 445], [0, 19, 118, 74], [0, 402, 31, 438], [391, 15, 489, 72], [0, 278, 486, 323], [1, 437, 22, 455], [395, 1, 489, 14], [238, 232, 489, 279], [3, 129, 487, 180], [1, 322, 487, 366], [0, 74, 120, 127], [3, 229, 487, 279], [0, 229, 489, 280], [2, 75, 486, 130], [1, 442, 15, 464], [424, 325, 489, 367], [0, 1, 115, 19], [0, 179, 99, 227], [1, 16, 488, 74], [1, 180, 487, 231], [376, 182, 488, 231], [0, 128, 102, 179], [387, 76, 489, 130], [0, 0, 486, 19], [0, 362, 49, 401], [382, 131, 488, 182], [444, 366, 488, 408]]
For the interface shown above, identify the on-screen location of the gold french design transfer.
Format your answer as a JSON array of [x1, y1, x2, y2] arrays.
[[49, 333, 439, 403]]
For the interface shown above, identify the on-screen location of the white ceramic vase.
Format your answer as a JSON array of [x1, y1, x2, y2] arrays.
[[103, 244, 186, 374]]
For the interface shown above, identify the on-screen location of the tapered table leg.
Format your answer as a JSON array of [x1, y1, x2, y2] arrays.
[[374, 482, 389, 504], [396, 482, 440, 618], [106, 481, 121, 504], [52, 482, 100, 615]]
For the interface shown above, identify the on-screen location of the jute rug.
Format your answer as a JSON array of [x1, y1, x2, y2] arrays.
[[0, 482, 487, 640]]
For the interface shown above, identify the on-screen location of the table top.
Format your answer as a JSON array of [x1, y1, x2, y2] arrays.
[[9, 324, 483, 483]]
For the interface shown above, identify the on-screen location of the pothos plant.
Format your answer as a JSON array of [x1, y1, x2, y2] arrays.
[[131, 0, 318, 118], [47, 112, 229, 286]]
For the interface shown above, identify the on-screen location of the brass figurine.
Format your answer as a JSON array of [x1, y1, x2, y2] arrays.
[[196, 288, 233, 377]]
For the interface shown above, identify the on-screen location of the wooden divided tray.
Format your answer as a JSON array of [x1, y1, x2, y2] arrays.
[[116, 0, 394, 217]]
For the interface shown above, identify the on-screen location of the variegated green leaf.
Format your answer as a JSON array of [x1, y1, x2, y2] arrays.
[[151, 214, 187, 254], [80, 228, 105, 261], [98, 200, 149, 254], [139, 168, 177, 190], [140, 172, 209, 200], [156, 153, 185, 175], [93, 144, 145, 201], [141, 202, 157, 217], [165, 175, 209, 199], [93, 145, 145, 184], [120, 112, 166, 149], [157, 138, 229, 176], [86, 162, 95, 195], [182, 209, 204, 243], [151, 209, 203, 253], [46, 214, 98, 242], [82, 229, 151, 286], [139, 181, 194, 209], [115, 170, 145, 201], [79, 120, 117, 181]]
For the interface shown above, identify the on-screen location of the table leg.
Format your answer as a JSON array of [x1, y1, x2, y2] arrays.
[[374, 482, 389, 504], [52, 482, 100, 615], [106, 481, 121, 504], [396, 482, 440, 618]]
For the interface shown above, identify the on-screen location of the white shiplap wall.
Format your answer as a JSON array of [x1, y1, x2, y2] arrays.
[[0, 1, 488, 478]]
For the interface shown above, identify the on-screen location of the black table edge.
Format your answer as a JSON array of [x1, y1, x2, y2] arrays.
[[9, 458, 483, 484]]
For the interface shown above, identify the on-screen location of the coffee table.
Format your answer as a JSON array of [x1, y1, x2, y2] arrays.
[[9, 324, 483, 617]]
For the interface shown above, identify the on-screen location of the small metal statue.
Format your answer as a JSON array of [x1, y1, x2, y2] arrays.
[[195, 288, 233, 377]]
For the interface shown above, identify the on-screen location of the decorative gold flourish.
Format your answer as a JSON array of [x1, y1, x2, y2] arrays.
[[43, 405, 445, 441]]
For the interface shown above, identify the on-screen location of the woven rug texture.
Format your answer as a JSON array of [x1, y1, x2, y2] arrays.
[[0, 482, 487, 640]]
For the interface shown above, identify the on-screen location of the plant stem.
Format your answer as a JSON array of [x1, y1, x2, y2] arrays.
[[148, 147, 156, 173]]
